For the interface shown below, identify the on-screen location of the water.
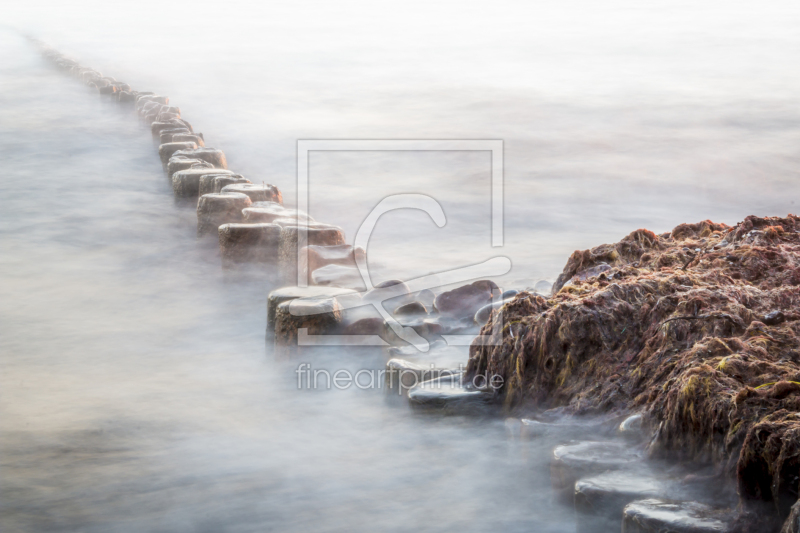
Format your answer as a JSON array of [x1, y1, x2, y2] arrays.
[[1, 2, 799, 531]]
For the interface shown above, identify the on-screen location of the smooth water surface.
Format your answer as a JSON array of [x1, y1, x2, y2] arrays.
[[2, 2, 799, 530]]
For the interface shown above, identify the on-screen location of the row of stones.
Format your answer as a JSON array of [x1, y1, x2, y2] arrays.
[[32, 40, 531, 352], [34, 41, 738, 532], [381, 359, 738, 532], [543, 421, 736, 533]]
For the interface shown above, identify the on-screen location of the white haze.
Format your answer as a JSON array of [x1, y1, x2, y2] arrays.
[[1, 1, 799, 531]]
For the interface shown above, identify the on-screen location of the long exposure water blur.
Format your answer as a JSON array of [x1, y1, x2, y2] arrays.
[[1, 1, 799, 531]]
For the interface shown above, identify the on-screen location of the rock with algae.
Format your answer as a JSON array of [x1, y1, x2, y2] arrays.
[[466, 215, 800, 532]]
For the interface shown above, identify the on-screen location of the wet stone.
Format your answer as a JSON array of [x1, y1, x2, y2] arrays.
[[117, 90, 136, 103], [140, 101, 163, 117], [410, 315, 475, 337], [159, 142, 198, 164], [196, 193, 252, 237], [764, 310, 786, 326], [167, 156, 213, 178], [220, 183, 282, 204], [781, 499, 800, 533], [619, 413, 645, 440], [622, 498, 732, 533], [278, 226, 346, 281], [198, 174, 249, 197], [532, 280, 554, 296], [147, 108, 170, 122], [575, 470, 668, 533], [311, 264, 366, 291], [363, 280, 413, 310], [394, 301, 428, 317], [245, 209, 313, 225], [433, 280, 499, 319], [172, 133, 204, 147], [136, 94, 168, 110], [407, 374, 493, 415], [152, 119, 193, 136], [172, 168, 234, 198], [274, 296, 343, 346], [218, 223, 282, 268], [266, 286, 356, 334], [551, 441, 643, 496], [299, 244, 364, 278], [271, 218, 332, 229], [155, 111, 181, 122], [159, 128, 191, 144], [415, 289, 436, 310], [341, 316, 387, 337], [385, 359, 461, 393], [474, 296, 516, 325], [213, 175, 252, 193], [172, 147, 227, 169]]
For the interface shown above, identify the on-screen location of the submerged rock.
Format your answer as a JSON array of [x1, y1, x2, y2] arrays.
[[385, 359, 461, 393], [618, 413, 645, 440], [407, 374, 493, 414], [622, 498, 733, 533], [551, 441, 643, 496], [575, 470, 668, 533]]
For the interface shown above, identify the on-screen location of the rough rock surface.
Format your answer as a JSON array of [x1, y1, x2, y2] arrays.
[[434, 280, 500, 319], [218, 223, 282, 267], [220, 183, 282, 204], [198, 173, 249, 197], [274, 296, 343, 346], [171, 148, 227, 169], [171, 168, 234, 198], [466, 215, 800, 532], [196, 193, 252, 237], [167, 156, 213, 178]]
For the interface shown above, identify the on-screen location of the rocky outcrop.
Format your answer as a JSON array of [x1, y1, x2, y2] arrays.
[[466, 214, 800, 532]]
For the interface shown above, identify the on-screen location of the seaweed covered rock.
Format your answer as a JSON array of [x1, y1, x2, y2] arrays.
[[466, 215, 800, 531]]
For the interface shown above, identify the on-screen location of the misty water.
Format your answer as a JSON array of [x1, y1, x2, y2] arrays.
[[2, 2, 799, 531]]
